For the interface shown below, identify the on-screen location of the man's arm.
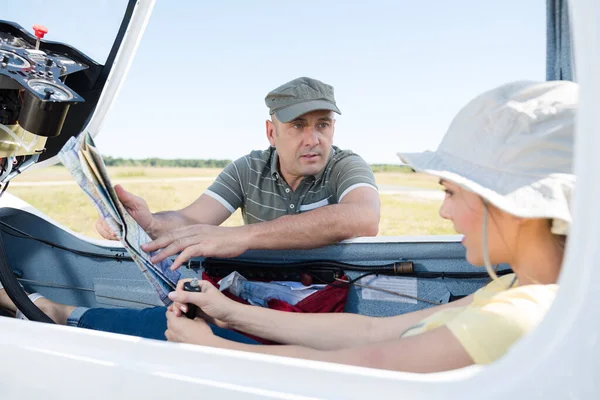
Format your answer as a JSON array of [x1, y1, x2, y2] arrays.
[[148, 194, 233, 238], [97, 156, 247, 240], [148, 154, 248, 237], [143, 186, 380, 267], [244, 186, 380, 250], [96, 193, 233, 240]]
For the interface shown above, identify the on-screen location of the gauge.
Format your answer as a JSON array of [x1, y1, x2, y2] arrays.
[[50, 53, 77, 65], [8, 37, 28, 49], [0, 49, 31, 68], [27, 79, 73, 101], [0, 33, 29, 49], [10, 37, 28, 48]]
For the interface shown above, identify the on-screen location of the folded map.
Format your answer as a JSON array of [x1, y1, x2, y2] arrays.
[[58, 132, 180, 305]]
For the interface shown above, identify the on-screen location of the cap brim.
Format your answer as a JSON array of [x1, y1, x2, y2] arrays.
[[274, 100, 341, 123], [397, 150, 574, 224]]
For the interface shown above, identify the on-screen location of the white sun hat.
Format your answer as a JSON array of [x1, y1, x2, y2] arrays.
[[398, 80, 577, 235]]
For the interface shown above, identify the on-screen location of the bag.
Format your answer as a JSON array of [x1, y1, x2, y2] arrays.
[[201, 271, 349, 344]]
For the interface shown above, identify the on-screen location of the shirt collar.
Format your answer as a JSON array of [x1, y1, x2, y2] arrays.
[[270, 147, 281, 179]]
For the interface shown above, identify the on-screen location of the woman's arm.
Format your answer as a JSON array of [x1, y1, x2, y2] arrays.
[[228, 293, 474, 350], [169, 280, 474, 350], [165, 312, 474, 373]]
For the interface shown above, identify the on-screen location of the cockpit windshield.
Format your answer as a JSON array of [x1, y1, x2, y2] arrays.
[[2, 0, 129, 64]]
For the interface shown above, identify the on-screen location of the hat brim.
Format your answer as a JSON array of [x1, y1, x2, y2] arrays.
[[273, 100, 341, 123], [397, 150, 574, 227]]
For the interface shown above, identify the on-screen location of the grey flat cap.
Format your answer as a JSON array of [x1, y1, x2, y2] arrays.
[[265, 77, 341, 122]]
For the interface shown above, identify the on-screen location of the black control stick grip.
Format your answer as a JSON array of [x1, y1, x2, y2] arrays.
[[183, 278, 201, 319]]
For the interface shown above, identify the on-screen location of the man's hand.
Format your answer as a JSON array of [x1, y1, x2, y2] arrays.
[[165, 308, 216, 345], [141, 225, 250, 270], [168, 278, 239, 329], [95, 184, 155, 240]]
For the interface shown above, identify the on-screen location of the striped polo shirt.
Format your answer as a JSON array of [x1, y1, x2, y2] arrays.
[[204, 146, 378, 224]]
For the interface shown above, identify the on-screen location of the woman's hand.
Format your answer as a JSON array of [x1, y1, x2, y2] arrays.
[[165, 308, 215, 345], [168, 278, 241, 329]]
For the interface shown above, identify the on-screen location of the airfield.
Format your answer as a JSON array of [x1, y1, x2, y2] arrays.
[[8, 166, 453, 238]]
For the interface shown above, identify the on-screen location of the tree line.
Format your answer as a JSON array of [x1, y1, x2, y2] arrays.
[[101, 156, 414, 173], [103, 156, 232, 168]]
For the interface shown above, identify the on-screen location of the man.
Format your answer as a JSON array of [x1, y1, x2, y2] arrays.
[[0, 77, 379, 341], [97, 77, 380, 270]]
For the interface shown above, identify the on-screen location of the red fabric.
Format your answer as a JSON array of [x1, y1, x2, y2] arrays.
[[201, 272, 349, 344]]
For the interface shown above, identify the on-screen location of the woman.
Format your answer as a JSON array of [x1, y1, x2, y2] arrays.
[[0, 79, 577, 372]]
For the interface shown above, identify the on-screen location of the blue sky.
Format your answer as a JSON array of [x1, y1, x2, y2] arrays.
[[5, 1, 545, 164]]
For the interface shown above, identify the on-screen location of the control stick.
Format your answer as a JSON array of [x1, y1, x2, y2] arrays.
[[183, 278, 201, 319], [32, 24, 48, 50]]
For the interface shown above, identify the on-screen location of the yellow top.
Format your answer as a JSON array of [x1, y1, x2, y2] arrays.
[[401, 274, 558, 364]]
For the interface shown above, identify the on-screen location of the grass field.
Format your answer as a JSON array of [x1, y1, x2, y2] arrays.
[[7, 166, 454, 239]]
